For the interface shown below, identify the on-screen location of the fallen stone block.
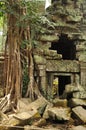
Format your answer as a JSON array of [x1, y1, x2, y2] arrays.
[[13, 110, 41, 121], [17, 98, 32, 112], [17, 97, 48, 115], [3, 117, 24, 127], [53, 98, 67, 107], [33, 118, 46, 127], [73, 91, 86, 99], [68, 98, 86, 108], [24, 125, 59, 130], [2, 110, 41, 127], [24, 125, 43, 130], [68, 125, 86, 130], [72, 106, 86, 123], [43, 103, 53, 119], [27, 97, 48, 111], [48, 107, 71, 121], [0, 125, 23, 130], [65, 84, 84, 93], [0, 125, 8, 130]]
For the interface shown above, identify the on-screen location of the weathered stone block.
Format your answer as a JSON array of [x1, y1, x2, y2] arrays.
[[68, 125, 86, 130], [65, 84, 84, 93], [33, 118, 46, 127], [68, 98, 86, 108], [39, 35, 59, 42], [46, 60, 80, 72], [17, 97, 48, 114], [76, 42, 86, 51], [45, 54, 62, 60], [43, 50, 57, 56], [43, 103, 53, 119], [48, 107, 71, 121], [38, 65, 46, 70], [34, 55, 46, 64], [17, 98, 32, 112], [72, 106, 86, 123], [73, 91, 86, 99], [79, 53, 86, 62], [53, 98, 67, 107], [24, 125, 59, 130], [39, 71, 46, 76], [13, 110, 40, 121], [4, 116, 25, 127]]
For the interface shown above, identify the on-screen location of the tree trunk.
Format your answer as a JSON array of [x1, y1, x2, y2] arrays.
[[4, 0, 40, 102], [5, 0, 22, 102]]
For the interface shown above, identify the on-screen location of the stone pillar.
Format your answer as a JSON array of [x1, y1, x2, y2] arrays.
[[38, 64, 46, 96], [74, 74, 80, 85], [80, 62, 86, 90]]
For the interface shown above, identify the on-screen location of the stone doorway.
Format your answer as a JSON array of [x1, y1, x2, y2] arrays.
[[47, 73, 71, 97], [58, 75, 71, 96], [50, 34, 76, 60]]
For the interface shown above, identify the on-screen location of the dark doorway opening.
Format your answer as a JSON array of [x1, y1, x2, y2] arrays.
[[57, 75, 71, 96], [50, 34, 76, 60], [52, 74, 71, 96]]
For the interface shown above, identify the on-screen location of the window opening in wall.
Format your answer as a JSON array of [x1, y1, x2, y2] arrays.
[[50, 34, 76, 60]]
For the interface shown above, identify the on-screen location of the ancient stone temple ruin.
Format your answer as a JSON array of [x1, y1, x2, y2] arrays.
[[33, 0, 86, 99]]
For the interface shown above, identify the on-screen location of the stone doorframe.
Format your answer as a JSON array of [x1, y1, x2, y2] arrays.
[[34, 61, 80, 96]]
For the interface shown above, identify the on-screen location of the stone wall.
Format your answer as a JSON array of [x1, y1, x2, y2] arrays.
[[33, 0, 86, 96], [80, 0, 86, 32]]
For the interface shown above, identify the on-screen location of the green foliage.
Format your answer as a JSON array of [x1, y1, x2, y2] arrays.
[[0, 1, 5, 28], [0, 0, 45, 42], [0, 1, 6, 17]]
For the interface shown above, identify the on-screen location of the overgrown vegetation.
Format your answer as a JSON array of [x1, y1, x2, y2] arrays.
[[0, 0, 45, 104]]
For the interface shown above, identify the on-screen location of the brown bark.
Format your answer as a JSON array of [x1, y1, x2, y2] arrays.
[[4, 0, 40, 102], [25, 51, 34, 100], [5, 0, 22, 101]]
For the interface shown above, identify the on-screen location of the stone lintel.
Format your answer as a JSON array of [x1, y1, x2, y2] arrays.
[[46, 60, 80, 73]]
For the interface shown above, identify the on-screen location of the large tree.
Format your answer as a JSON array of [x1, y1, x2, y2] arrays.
[[3, 0, 42, 104], [5, 0, 23, 102]]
